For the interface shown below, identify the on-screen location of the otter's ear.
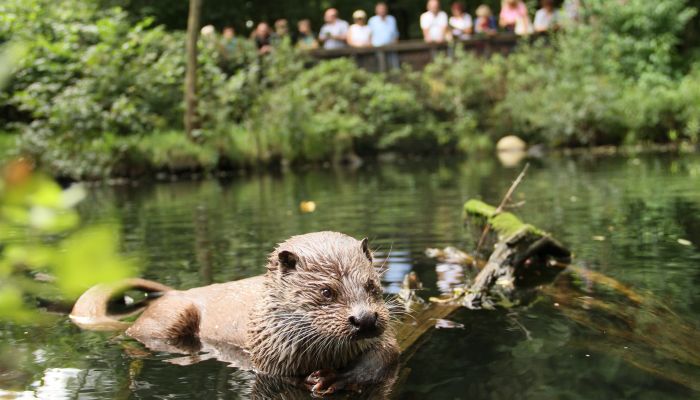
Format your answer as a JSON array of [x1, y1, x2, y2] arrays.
[[277, 250, 298, 274], [360, 238, 372, 262]]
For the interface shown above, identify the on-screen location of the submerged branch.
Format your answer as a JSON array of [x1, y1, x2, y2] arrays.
[[475, 163, 529, 252], [420, 197, 700, 392]]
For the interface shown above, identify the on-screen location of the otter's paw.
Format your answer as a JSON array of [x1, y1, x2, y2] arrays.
[[305, 369, 357, 396], [305, 370, 362, 396]]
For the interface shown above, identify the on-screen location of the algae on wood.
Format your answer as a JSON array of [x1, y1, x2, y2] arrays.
[[461, 199, 570, 309], [464, 199, 544, 239], [420, 198, 700, 392]]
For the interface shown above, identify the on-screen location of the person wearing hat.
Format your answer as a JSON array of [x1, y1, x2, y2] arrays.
[[347, 9, 372, 47]]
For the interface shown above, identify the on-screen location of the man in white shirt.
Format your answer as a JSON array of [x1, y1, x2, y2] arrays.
[[319, 8, 349, 49], [368, 2, 399, 47], [420, 0, 449, 43]]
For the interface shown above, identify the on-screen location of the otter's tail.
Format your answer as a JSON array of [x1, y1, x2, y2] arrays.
[[70, 278, 173, 331]]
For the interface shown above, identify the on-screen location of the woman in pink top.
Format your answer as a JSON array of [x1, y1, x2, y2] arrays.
[[499, 0, 530, 33]]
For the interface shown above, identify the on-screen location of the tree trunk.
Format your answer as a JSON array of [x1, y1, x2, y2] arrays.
[[184, 0, 202, 138]]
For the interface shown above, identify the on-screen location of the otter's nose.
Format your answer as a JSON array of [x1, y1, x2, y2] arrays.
[[348, 311, 378, 334]]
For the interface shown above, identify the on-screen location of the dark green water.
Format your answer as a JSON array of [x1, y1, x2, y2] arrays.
[[2, 154, 700, 399]]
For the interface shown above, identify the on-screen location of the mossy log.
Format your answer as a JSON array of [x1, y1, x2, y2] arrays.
[[461, 199, 571, 309], [395, 199, 572, 354], [412, 199, 700, 392]]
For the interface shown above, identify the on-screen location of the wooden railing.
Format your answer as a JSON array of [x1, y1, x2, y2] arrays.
[[308, 33, 544, 72]]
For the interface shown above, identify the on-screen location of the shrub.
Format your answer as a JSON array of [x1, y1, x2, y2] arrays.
[[1, 0, 699, 177], [134, 131, 219, 172], [491, 0, 698, 146]]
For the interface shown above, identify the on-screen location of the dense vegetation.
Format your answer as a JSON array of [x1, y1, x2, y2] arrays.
[[0, 0, 698, 179]]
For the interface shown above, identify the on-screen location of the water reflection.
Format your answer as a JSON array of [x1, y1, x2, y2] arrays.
[[435, 263, 464, 295], [1, 154, 699, 399], [377, 250, 413, 295]]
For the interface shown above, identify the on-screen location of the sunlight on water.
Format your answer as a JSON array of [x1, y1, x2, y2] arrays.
[[1, 154, 699, 399]]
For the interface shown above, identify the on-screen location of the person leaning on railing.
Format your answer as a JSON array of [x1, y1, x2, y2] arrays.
[[534, 0, 561, 33], [499, 0, 532, 35], [251, 22, 273, 55], [449, 1, 473, 41], [348, 10, 373, 47], [296, 19, 319, 50], [272, 19, 291, 44], [319, 8, 349, 49], [368, 2, 399, 47], [368, 2, 400, 70], [474, 5, 498, 35], [420, 0, 449, 43]]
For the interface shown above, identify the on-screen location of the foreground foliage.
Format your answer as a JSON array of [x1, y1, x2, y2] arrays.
[[0, 0, 698, 178], [0, 160, 136, 323]]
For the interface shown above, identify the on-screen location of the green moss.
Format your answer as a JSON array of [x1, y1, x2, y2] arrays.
[[464, 199, 498, 219], [463, 199, 545, 238]]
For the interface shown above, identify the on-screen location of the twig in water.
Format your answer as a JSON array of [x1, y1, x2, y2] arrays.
[[507, 311, 533, 341], [475, 163, 530, 253]]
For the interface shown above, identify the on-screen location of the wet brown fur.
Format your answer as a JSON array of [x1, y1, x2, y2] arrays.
[[165, 305, 202, 351], [71, 231, 399, 385], [248, 232, 397, 376]]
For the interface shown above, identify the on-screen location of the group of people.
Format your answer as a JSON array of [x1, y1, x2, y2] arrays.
[[420, 0, 580, 43], [206, 0, 582, 56]]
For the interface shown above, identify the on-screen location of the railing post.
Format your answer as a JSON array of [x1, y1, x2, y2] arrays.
[[376, 49, 387, 73], [307, 37, 523, 72]]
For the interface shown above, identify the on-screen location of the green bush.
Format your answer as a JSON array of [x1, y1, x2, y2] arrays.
[[491, 0, 698, 146], [0, 0, 698, 178], [242, 57, 488, 163], [676, 66, 700, 142], [134, 132, 219, 172]]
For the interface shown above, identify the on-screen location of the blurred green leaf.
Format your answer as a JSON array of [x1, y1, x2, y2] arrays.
[[54, 226, 137, 299], [0, 286, 38, 323], [0, 163, 138, 321]]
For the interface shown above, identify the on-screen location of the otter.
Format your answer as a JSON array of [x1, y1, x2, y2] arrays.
[[70, 231, 399, 395]]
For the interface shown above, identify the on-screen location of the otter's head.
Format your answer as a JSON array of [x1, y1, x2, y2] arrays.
[[265, 232, 389, 342]]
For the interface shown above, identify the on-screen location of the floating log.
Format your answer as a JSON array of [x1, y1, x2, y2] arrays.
[[461, 199, 571, 309], [420, 198, 700, 392]]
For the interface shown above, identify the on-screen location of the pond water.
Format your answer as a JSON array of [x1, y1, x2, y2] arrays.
[[2, 153, 700, 399]]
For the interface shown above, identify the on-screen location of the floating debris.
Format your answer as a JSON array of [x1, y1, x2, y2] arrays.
[[425, 246, 475, 266], [592, 235, 606, 241], [299, 201, 316, 213], [434, 319, 465, 329], [398, 272, 425, 311], [677, 238, 692, 246], [429, 296, 454, 304], [496, 276, 515, 289]]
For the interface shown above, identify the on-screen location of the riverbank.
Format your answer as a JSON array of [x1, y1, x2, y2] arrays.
[[2, 0, 698, 180], [3, 135, 695, 184]]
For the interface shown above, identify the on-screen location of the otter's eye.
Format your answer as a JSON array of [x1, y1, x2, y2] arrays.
[[366, 280, 381, 296], [320, 288, 334, 300]]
